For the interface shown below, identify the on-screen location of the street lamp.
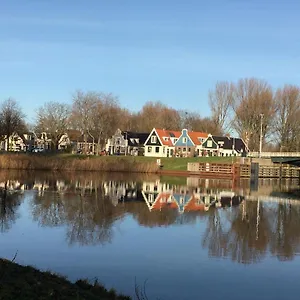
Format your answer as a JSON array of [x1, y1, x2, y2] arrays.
[[259, 114, 264, 158]]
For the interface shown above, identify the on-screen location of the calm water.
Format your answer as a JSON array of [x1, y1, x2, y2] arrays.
[[1, 171, 300, 300]]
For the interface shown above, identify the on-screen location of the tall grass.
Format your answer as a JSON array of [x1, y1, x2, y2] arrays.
[[0, 154, 159, 173]]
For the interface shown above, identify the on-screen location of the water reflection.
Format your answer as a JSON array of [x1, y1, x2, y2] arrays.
[[0, 180, 25, 232], [1, 171, 300, 264]]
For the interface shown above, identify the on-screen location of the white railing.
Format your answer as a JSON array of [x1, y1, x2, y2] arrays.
[[246, 195, 300, 205], [248, 152, 300, 158]]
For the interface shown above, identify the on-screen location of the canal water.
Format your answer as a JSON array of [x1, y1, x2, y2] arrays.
[[1, 170, 300, 300]]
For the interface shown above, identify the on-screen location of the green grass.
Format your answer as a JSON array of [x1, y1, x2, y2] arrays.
[[0, 259, 130, 300], [159, 156, 237, 171]]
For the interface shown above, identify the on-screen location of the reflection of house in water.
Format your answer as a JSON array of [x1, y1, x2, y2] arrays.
[[0, 180, 29, 192], [33, 181, 50, 196], [103, 181, 143, 206], [141, 179, 244, 213]]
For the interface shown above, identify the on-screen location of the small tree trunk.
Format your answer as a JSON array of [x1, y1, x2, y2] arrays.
[[84, 132, 88, 154]]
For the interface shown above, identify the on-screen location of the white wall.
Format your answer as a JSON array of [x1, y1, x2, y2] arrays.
[[144, 145, 169, 157]]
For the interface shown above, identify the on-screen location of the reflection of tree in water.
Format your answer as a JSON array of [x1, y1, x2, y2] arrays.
[[65, 192, 125, 246], [0, 190, 24, 232], [31, 192, 66, 227], [269, 203, 300, 261], [202, 200, 300, 264], [125, 202, 178, 227], [30, 182, 126, 246], [203, 202, 270, 264]]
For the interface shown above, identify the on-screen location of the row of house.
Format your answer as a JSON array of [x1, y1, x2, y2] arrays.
[[106, 128, 248, 157], [0, 128, 248, 157]]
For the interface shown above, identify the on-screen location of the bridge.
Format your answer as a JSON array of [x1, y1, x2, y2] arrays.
[[248, 152, 300, 167]]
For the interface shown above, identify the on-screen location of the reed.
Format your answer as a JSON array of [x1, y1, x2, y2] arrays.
[[0, 153, 159, 173]]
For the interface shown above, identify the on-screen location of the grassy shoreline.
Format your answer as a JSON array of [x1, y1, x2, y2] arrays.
[[0, 153, 236, 173], [0, 258, 130, 300]]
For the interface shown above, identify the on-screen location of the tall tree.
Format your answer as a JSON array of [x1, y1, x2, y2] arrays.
[[36, 101, 71, 150], [274, 85, 300, 151], [209, 81, 234, 132], [136, 101, 181, 132], [0, 98, 26, 151], [71, 91, 98, 154], [91, 93, 125, 152], [182, 111, 223, 135], [231, 78, 275, 151]]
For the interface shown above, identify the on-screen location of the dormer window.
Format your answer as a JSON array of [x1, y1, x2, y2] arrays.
[[182, 137, 187, 143], [163, 137, 169, 141]]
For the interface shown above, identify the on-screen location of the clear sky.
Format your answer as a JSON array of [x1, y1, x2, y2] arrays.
[[1, 0, 300, 123]]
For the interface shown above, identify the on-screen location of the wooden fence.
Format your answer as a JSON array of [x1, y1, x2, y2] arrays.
[[187, 162, 300, 179]]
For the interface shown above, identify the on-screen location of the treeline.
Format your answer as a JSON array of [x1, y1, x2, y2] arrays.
[[1, 77, 300, 152]]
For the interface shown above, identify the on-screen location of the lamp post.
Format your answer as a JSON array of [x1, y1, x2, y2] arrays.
[[259, 114, 264, 158], [124, 131, 128, 156]]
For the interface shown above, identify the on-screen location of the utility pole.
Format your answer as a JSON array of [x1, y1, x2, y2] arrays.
[[259, 114, 264, 158]]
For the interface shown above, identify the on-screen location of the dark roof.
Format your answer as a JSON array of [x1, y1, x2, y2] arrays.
[[212, 135, 248, 153], [122, 131, 150, 146], [66, 130, 94, 143]]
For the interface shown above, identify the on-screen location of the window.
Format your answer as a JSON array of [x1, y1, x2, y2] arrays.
[[207, 140, 212, 147], [151, 136, 157, 143], [163, 147, 165, 153], [188, 148, 191, 152], [148, 146, 152, 152], [183, 147, 186, 152], [155, 146, 159, 153], [182, 137, 187, 143]]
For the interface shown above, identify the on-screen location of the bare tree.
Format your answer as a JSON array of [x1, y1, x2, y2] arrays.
[[71, 91, 98, 154], [0, 98, 26, 151], [231, 78, 275, 151], [180, 111, 222, 134], [136, 101, 181, 132], [35, 101, 71, 150], [274, 85, 300, 151], [209, 81, 234, 132], [91, 93, 123, 153]]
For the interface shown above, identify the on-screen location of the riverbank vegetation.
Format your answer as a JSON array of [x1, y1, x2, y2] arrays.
[[0, 153, 236, 172], [0, 258, 130, 300]]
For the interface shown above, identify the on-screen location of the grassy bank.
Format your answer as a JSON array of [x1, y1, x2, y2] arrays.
[[0, 153, 236, 173], [0, 258, 130, 300]]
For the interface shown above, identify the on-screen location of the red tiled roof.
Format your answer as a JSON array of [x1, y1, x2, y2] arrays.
[[188, 131, 209, 146], [152, 192, 178, 210], [184, 195, 205, 212], [155, 129, 181, 146]]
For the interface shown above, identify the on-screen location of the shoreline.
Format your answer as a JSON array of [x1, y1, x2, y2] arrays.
[[0, 258, 130, 300]]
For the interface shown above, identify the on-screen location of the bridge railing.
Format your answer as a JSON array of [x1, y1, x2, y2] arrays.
[[248, 152, 300, 158]]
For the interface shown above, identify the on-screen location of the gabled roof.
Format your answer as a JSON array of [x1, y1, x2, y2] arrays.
[[184, 195, 205, 212], [212, 135, 248, 153], [122, 131, 149, 146], [151, 192, 178, 211], [155, 129, 181, 146], [188, 131, 209, 146]]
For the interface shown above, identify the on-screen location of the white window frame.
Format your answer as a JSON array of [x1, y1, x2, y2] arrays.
[[151, 136, 157, 143]]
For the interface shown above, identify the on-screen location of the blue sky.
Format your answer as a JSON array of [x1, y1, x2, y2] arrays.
[[1, 0, 300, 123]]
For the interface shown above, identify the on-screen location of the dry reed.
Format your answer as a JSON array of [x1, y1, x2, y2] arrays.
[[0, 154, 159, 173]]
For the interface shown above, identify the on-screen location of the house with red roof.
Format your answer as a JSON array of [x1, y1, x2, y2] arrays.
[[174, 129, 208, 157], [143, 128, 181, 157]]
